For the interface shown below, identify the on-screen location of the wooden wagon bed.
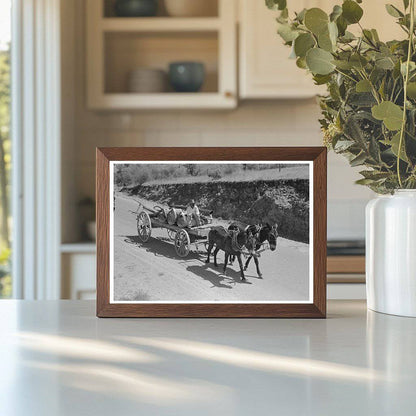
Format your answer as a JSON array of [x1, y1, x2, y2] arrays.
[[134, 202, 214, 257]]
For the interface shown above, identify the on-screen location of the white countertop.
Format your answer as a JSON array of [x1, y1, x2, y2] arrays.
[[0, 300, 415, 415]]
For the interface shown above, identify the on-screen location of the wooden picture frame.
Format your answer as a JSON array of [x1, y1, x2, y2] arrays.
[[97, 147, 327, 318]]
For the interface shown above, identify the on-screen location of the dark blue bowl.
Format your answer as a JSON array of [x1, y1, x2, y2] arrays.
[[169, 62, 205, 93], [114, 0, 158, 17]]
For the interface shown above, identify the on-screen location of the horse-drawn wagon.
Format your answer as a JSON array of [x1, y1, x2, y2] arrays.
[[132, 202, 213, 258], [129, 200, 278, 280]]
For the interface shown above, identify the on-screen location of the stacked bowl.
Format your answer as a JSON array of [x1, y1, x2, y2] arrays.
[[127, 68, 167, 93]]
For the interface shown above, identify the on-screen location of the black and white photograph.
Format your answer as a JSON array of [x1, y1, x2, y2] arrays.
[[110, 161, 312, 303]]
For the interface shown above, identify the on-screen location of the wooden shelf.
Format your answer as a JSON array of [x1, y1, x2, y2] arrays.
[[89, 92, 235, 110], [101, 17, 221, 32], [61, 242, 96, 254], [327, 256, 365, 274], [86, 0, 237, 110]]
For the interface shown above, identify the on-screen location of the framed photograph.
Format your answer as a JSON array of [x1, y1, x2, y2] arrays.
[[96, 147, 327, 318]]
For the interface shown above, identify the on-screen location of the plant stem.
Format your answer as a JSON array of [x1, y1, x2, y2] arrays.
[[397, 0, 415, 188], [358, 69, 380, 104], [334, 68, 357, 83]]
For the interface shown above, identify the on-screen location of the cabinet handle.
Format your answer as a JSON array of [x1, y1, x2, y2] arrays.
[[225, 91, 234, 98]]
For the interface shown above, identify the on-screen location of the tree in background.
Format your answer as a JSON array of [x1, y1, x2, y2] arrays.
[[0, 46, 10, 247], [0, 45, 11, 297]]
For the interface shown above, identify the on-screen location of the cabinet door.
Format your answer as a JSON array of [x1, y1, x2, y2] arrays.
[[360, 0, 404, 41], [239, 0, 321, 99], [238, 0, 403, 99]]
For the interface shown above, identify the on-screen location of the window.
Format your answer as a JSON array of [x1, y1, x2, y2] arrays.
[[0, 0, 11, 298]]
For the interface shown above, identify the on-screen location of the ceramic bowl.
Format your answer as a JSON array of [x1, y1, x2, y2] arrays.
[[114, 0, 158, 17], [168, 62, 205, 93], [164, 0, 217, 17], [127, 68, 167, 93], [86, 221, 96, 242]]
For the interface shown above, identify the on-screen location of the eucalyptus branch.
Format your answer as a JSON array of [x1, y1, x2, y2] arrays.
[[393, 85, 404, 104], [390, 79, 398, 101], [397, 0, 415, 188], [334, 68, 358, 83], [267, 0, 416, 193], [358, 69, 381, 104]]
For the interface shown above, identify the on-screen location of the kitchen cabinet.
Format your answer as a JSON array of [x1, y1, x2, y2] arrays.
[[239, 0, 324, 99], [61, 244, 96, 300], [238, 0, 404, 99], [86, 0, 237, 109]]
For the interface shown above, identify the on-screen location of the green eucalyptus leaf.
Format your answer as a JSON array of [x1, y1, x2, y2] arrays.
[[350, 152, 368, 167], [363, 29, 375, 44], [356, 178, 377, 185], [313, 74, 332, 85], [356, 79, 372, 92], [370, 67, 386, 84], [382, 132, 409, 162], [334, 139, 355, 152], [339, 31, 356, 43], [328, 21, 338, 44], [360, 170, 391, 180], [350, 53, 368, 69], [342, 0, 363, 24], [336, 15, 348, 36], [348, 92, 376, 107], [372, 101, 403, 130], [295, 8, 307, 22], [304, 8, 329, 35], [306, 48, 335, 75], [333, 59, 353, 70], [378, 78, 386, 99], [399, 14, 411, 29], [401, 61, 416, 76], [369, 136, 381, 162], [294, 33, 315, 57], [375, 56, 396, 70], [318, 31, 334, 52], [385, 4, 404, 18], [296, 57, 307, 69], [266, 0, 287, 11], [371, 29, 380, 42], [277, 23, 299, 42], [276, 9, 289, 23], [407, 82, 416, 99], [289, 44, 297, 59], [330, 5, 343, 22], [393, 61, 402, 78]]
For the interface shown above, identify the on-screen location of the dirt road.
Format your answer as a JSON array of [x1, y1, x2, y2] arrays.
[[113, 195, 310, 302]]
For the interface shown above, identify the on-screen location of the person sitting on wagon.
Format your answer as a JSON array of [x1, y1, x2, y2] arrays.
[[186, 199, 201, 227]]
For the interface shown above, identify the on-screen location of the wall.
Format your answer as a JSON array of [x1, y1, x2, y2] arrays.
[[62, 0, 374, 243]]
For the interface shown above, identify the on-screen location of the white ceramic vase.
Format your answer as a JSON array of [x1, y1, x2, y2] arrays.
[[366, 190, 416, 317]]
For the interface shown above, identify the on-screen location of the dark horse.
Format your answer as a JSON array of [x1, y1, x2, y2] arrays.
[[228, 222, 278, 278], [206, 226, 248, 281]]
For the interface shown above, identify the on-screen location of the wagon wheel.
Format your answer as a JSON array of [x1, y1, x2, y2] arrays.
[[137, 211, 152, 242], [174, 229, 190, 257], [167, 229, 176, 241]]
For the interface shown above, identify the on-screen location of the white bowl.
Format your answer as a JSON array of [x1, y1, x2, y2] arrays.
[[127, 68, 167, 93], [87, 221, 96, 241], [164, 0, 217, 17]]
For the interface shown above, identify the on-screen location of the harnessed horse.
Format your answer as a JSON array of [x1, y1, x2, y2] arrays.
[[206, 226, 248, 281], [228, 222, 278, 278]]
